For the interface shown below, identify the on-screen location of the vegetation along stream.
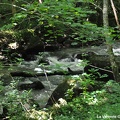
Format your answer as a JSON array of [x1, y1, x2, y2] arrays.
[[0, 0, 120, 120]]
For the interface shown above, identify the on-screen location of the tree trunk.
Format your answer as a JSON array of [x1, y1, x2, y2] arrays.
[[103, 0, 109, 27], [39, 0, 42, 4], [103, 0, 120, 82], [110, 0, 120, 29], [12, 0, 16, 15]]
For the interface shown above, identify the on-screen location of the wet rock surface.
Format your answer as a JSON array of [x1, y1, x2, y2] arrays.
[[17, 80, 45, 90], [1, 43, 120, 108]]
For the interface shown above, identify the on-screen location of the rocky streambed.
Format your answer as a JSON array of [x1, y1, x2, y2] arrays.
[[1, 43, 120, 109]]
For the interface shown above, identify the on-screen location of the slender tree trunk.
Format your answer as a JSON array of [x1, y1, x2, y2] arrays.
[[103, 0, 109, 27], [103, 0, 120, 82], [12, 0, 16, 15], [39, 0, 42, 4], [110, 0, 120, 29]]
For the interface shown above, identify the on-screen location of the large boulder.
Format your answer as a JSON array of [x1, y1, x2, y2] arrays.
[[46, 79, 83, 106], [46, 80, 71, 106]]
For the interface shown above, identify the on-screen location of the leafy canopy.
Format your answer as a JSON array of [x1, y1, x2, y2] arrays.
[[1, 0, 102, 45]]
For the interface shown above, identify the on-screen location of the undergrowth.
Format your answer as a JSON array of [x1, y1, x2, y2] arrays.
[[0, 74, 120, 120], [53, 80, 120, 120]]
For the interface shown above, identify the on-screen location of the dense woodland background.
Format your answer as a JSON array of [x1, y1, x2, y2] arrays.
[[0, 0, 120, 120], [0, 0, 120, 53]]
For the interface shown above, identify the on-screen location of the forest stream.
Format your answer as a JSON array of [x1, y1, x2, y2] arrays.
[[1, 43, 120, 108]]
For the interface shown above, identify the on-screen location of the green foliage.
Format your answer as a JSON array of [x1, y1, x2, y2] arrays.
[[0, 81, 4, 92], [0, 62, 4, 70], [1, 0, 120, 119], [65, 73, 94, 100], [53, 80, 120, 120], [0, 64, 120, 120], [0, 80, 32, 120], [1, 0, 103, 46]]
